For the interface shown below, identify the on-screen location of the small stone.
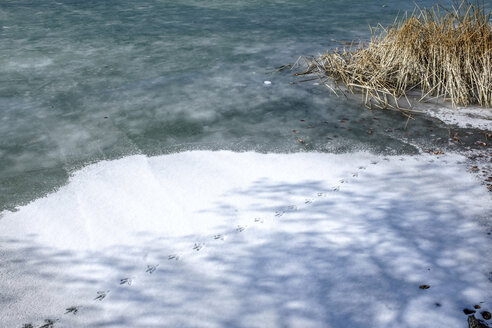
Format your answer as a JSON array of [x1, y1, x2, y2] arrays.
[[419, 284, 430, 289], [263, 81, 272, 85], [464, 308, 476, 315], [474, 305, 482, 309], [482, 311, 491, 320], [468, 315, 489, 328]]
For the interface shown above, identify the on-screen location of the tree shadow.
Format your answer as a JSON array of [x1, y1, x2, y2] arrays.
[[1, 157, 490, 328]]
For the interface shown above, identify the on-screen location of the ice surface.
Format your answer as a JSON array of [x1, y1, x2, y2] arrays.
[[1, 151, 490, 328], [0, 0, 469, 212]]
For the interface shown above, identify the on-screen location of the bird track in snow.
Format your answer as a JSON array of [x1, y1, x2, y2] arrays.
[[22, 167, 366, 328]]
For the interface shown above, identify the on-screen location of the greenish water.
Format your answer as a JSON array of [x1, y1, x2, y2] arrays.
[[0, 0, 487, 211]]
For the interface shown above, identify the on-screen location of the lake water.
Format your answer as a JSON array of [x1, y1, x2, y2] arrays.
[[0, 0, 489, 211]]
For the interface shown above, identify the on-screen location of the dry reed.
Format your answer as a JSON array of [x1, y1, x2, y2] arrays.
[[301, 1, 492, 113]]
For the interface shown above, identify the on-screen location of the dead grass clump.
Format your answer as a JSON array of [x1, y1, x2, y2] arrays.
[[302, 1, 492, 112]]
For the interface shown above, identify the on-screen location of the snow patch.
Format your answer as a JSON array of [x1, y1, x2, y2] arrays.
[[421, 102, 492, 130], [0, 151, 491, 328]]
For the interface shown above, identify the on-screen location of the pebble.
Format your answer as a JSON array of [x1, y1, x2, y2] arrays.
[[464, 308, 476, 315], [482, 311, 491, 320], [469, 315, 489, 328]]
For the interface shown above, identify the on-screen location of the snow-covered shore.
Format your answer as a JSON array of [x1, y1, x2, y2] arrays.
[[420, 102, 492, 131], [1, 151, 491, 328]]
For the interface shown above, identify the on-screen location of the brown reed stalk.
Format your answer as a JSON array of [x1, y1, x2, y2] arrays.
[[303, 1, 492, 112]]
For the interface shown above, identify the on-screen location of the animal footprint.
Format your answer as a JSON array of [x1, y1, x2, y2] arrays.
[[39, 319, 58, 328], [120, 278, 133, 285], [287, 205, 297, 210], [275, 211, 284, 217], [236, 226, 245, 232], [146, 265, 159, 274], [94, 290, 109, 301], [193, 243, 203, 251], [371, 161, 378, 165], [339, 179, 346, 184], [214, 234, 224, 240], [352, 173, 358, 177], [317, 192, 324, 197], [168, 254, 180, 260], [22, 324, 34, 328], [65, 306, 79, 314], [332, 186, 340, 191], [358, 166, 366, 170], [254, 217, 264, 223]]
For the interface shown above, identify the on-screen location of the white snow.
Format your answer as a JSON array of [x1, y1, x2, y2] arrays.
[[418, 101, 492, 130], [0, 151, 491, 328]]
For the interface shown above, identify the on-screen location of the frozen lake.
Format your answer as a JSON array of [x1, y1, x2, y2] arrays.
[[2, 0, 490, 211], [0, 0, 491, 327]]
